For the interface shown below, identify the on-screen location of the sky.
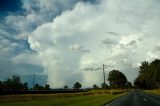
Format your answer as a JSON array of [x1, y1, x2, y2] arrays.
[[0, 0, 160, 88]]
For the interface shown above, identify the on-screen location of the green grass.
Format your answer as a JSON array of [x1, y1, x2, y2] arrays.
[[0, 93, 124, 106], [0, 89, 127, 106]]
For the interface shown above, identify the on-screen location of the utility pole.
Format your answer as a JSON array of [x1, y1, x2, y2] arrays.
[[103, 64, 106, 94], [103, 64, 106, 85], [33, 74, 35, 90]]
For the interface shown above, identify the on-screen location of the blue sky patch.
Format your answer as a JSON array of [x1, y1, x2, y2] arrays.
[[0, 0, 22, 16]]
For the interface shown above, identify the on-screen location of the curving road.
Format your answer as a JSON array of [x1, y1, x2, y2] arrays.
[[106, 90, 160, 106]]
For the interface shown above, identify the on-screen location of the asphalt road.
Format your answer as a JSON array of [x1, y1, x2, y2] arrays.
[[106, 90, 160, 106]]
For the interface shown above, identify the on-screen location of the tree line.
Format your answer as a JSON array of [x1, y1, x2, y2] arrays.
[[1, 59, 159, 92], [106, 59, 160, 90], [0, 75, 84, 92], [0, 70, 131, 93], [134, 59, 160, 89], [0, 75, 28, 92], [0, 71, 131, 92], [0, 75, 51, 92]]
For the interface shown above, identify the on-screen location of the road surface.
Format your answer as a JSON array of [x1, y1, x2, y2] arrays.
[[106, 90, 160, 106]]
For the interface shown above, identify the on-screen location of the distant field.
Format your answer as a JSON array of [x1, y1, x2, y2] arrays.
[[0, 90, 126, 106]]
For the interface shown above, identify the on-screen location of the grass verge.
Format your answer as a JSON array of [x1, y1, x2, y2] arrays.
[[145, 89, 160, 95], [0, 91, 126, 106]]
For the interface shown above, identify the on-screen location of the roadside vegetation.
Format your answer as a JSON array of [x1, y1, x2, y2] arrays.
[[145, 89, 160, 95], [0, 70, 132, 93], [134, 59, 160, 89], [0, 90, 126, 106], [134, 59, 160, 96]]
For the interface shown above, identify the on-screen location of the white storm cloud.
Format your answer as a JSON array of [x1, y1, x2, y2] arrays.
[[12, 52, 42, 66], [28, 0, 160, 88], [3, 0, 85, 40]]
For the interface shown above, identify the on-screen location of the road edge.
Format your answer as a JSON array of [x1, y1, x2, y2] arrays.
[[104, 92, 129, 106]]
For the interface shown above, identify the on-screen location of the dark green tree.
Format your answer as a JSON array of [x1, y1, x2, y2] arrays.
[[45, 84, 50, 90], [64, 85, 69, 89], [1, 75, 28, 91], [139, 61, 149, 75], [23, 82, 28, 90], [134, 61, 149, 89], [126, 82, 132, 88], [148, 59, 160, 89], [34, 84, 44, 90], [0, 81, 3, 91], [101, 83, 108, 89], [134, 59, 160, 89], [108, 70, 127, 88], [11, 75, 23, 91], [3, 78, 12, 91], [73, 82, 82, 89], [93, 84, 99, 89]]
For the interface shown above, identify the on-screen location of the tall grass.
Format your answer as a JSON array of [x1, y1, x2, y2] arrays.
[[0, 90, 125, 106], [0, 93, 125, 106], [145, 89, 160, 95]]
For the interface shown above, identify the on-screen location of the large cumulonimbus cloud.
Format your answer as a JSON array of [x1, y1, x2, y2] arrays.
[[28, 0, 160, 88]]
